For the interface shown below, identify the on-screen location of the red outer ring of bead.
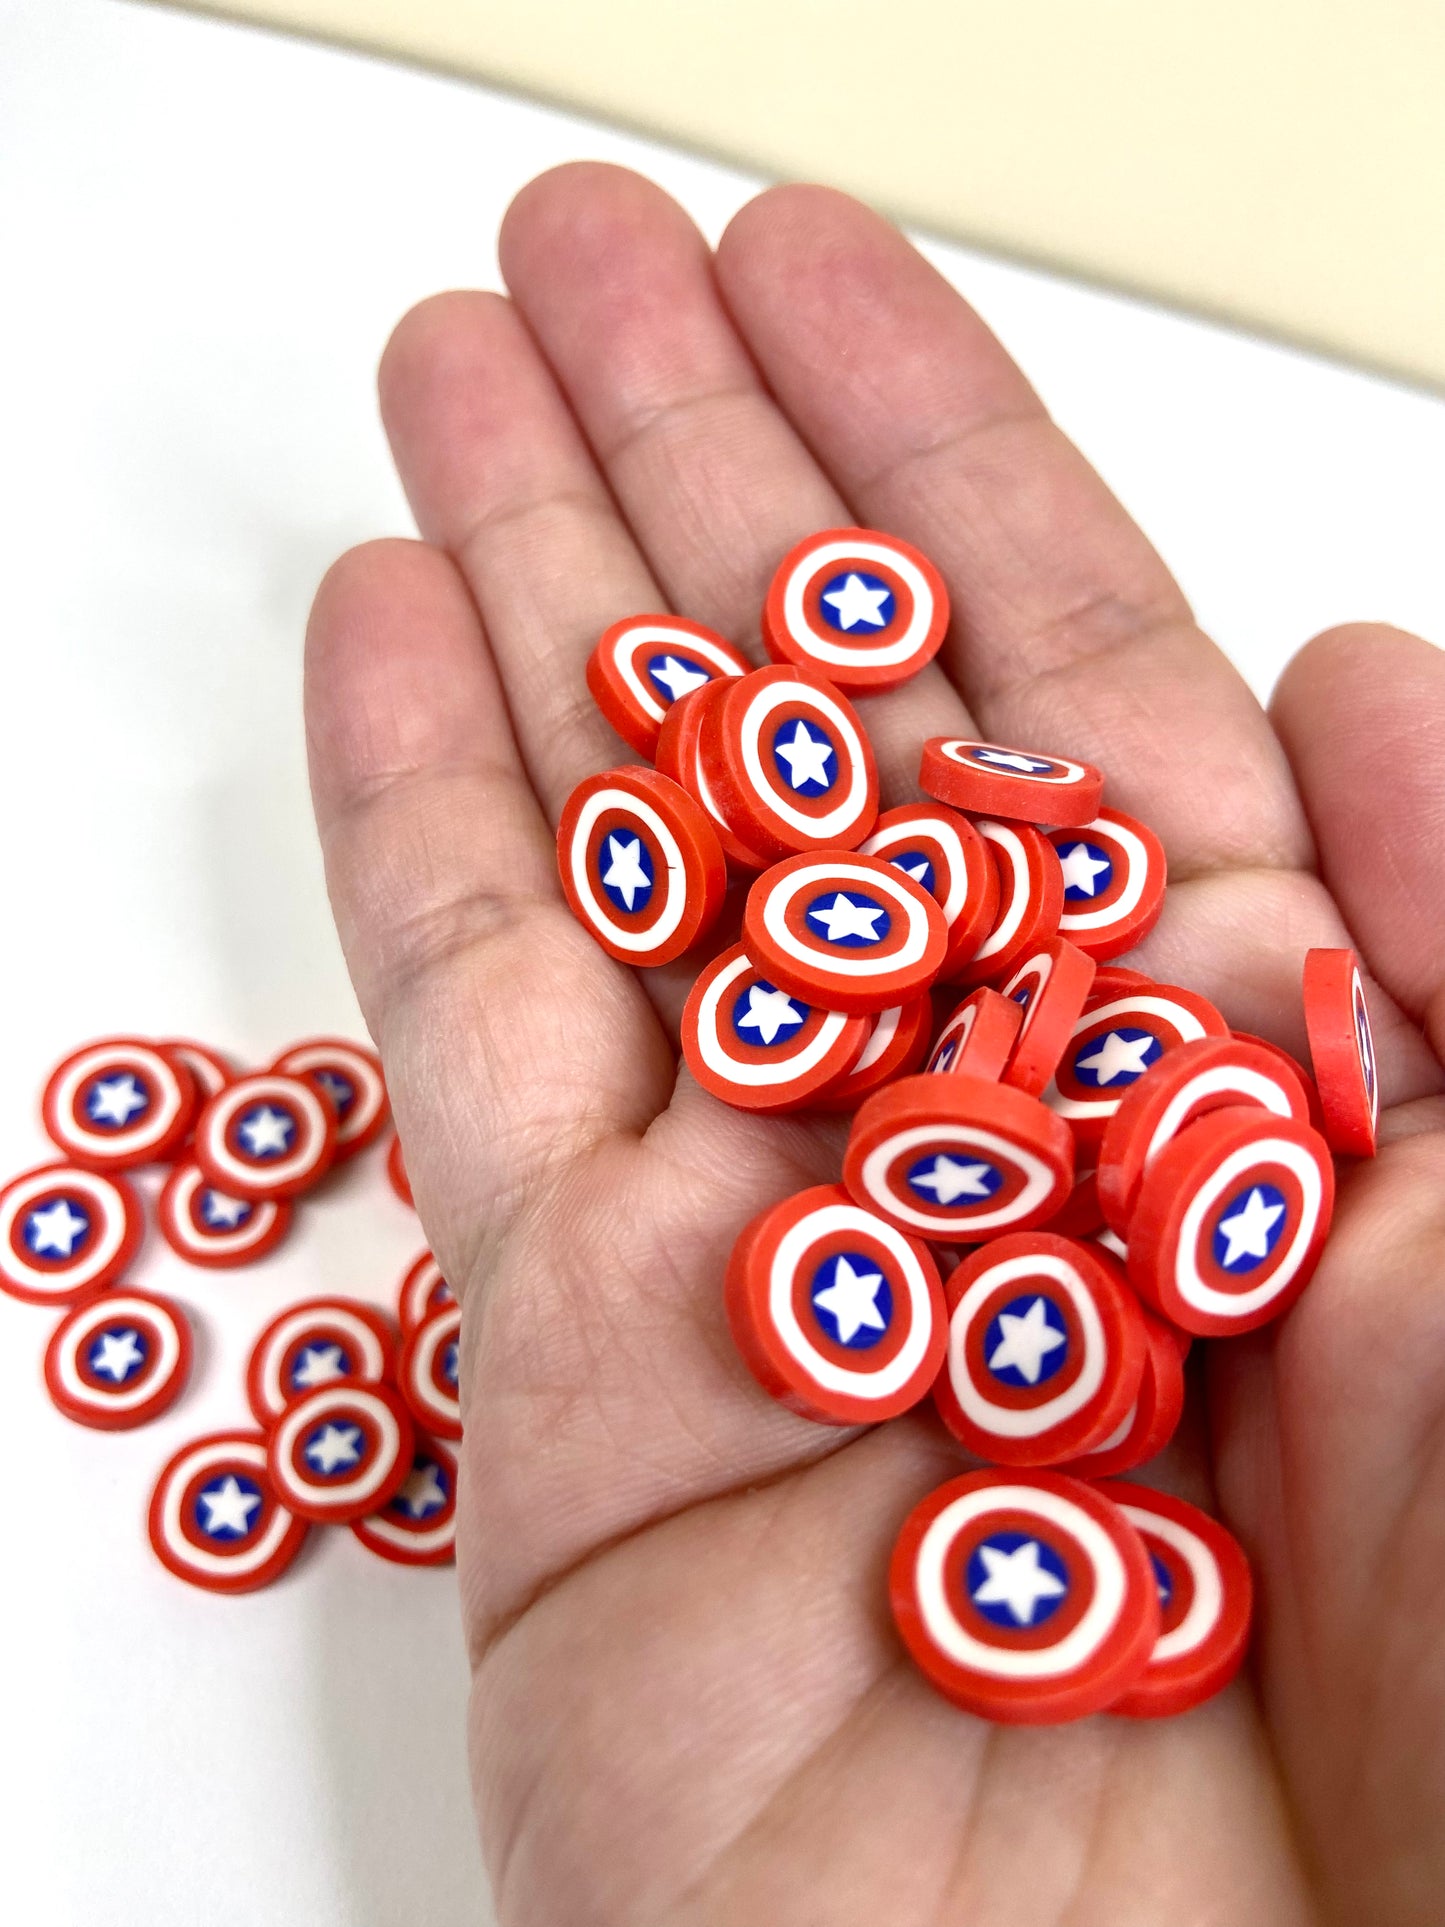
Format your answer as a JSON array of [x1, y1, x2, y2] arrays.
[[147, 1431, 308, 1595], [681, 942, 870, 1115], [655, 680, 774, 871], [859, 802, 999, 977], [933, 1233, 1147, 1464], [157, 1161, 293, 1269], [742, 851, 947, 1016], [1000, 938, 1098, 1096], [265, 1377, 415, 1525], [1059, 1306, 1185, 1478], [587, 613, 750, 758], [387, 1135, 413, 1206], [813, 995, 933, 1112], [246, 1296, 398, 1426], [1087, 967, 1156, 1002], [44, 1288, 193, 1430], [192, 1072, 338, 1201], [919, 739, 1104, 829], [926, 989, 1024, 1082], [557, 764, 727, 968], [1127, 1107, 1334, 1337], [702, 665, 879, 859], [844, 1072, 1074, 1242], [1104, 1483, 1254, 1718], [1302, 948, 1379, 1158], [351, 1434, 460, 1567], [1097, 1035, 1314, 1235], [1044, 1165, 1105, 1239], [397, 1250, 455, 1336], [725, 1183, 945, 1425], [0, 1162, 143, 1306], [1049, 809, 1167, 962], [889, 1469, 1160, 1724], [761, 526, 949, 693], [42, 1038, 198, 1170], [398, 1303, 463, 1441], [953, 820, 1065, 988], [1232, 1032, 1325, 1132]]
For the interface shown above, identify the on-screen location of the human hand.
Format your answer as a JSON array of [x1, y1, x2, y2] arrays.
[[305, 163, 1445, 1927]]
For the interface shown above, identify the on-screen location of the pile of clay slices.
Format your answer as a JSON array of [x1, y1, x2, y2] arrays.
[[0, 1036, 460, 1591], [561, 526, 1378, 1724]]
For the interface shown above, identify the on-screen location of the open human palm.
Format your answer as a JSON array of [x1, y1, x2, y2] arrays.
[[305, 165, 1445, 1926]]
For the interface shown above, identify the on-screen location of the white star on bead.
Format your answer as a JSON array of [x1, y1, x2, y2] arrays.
[[1075, 1030, 1157, 1085], [87, 1074, 147, 1126], [198, 1475, 262, 1537], [813, 1256, 887, 1345], [736, 984, 806, 1046], [987, 1298, 1067, 1384], [822, 572, 891, 630], [1057, 842, 1112, 896], [973, 748, 1052, 774], [1216, 1187, 1285, 1268], [972, 1539, 1067, 1624], [897, 858, 932, 885], [649, 655, 711, 701], [306, 1422, 363, 1474], [397, 1462, 448, 1518], [91, 1328, 144, 1382], [239, 1106, 295, 1157], [201, 1190, 250, 1229], [601, 833, 651, 910], [292, 1343, 347, 1390], [27, 1199, 89, 1256], [909, 1155, 996, 1203], [773, 721, 836, 790], [807, 892, 885, 944]]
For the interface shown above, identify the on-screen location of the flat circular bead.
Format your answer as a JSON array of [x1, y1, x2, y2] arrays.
[[351, 1435, 459, 1568], [1059, 1306, 1186, 1478], [761, 527, 948, 692], [725, 1184, 945, 1424], [742, 852, 946, 1016], [702, 665, 878, 858], [587, 613, 750, 758], [0, 1162, 142, 1305], [44, 1288, 193, 1430], [655, 680, 773, 871], [42, 1038, 197, 1170], [193, 1072, 337, 1201], [557, 765, 726, 967], [933, 1234, 1147, 1465], [999, 938, 1098, 1096], [920, 738, 1104, 829], [681, 942, 869, 1113], [1097, 1035, 1315, 1235], [157, 1161, 292, 1269], [1044, 984, 1229, 1149], [271, 1038, 389, 1161], [398, 1303, 462, 1440], [844, 1073, 1074, 1243], [148, 1432, 307, 1594], [266, 1378, 414, 1526], [1049, 810, 1167, 961], [953, 820, 1064, 987], [397, 1250, 455, 1335], [1302, 947, 1379, 1158], [813, 995, 933, 1112], [926, 988, 1023, 1081], [889, 1469, 1159, 1724], [1127, 1107, 1335, 1336], [859, 803, 998, 977], [1105, 1484, 1253, 1718], [246, 1297, 398, 1427]]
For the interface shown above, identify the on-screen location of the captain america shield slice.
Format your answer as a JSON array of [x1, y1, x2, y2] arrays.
[[42, 1037, 197, 1170], [193, 1072, 336, 1201], [399, 1303, 462, 1440], [0, 1163, 142, 1305], [267, 1378, 414, 1525], [558, 764, 727, 966], [953, 820, 1065, 988], [999, 937, 1097, 1096], [889, 1469, 1159, 1723], [272, 1038, 389, 1161], [398, 1250, 455, 1334], [927, 989, 1023, 1082], [742, 852, 947, 1016], [1049, 809, 1167, 962], [44, 1289, 192, 1430], [148, 1432, 308, 1594], [587, 613, 751, 758], [933, 1234, 1147, 1465], [1302, 948, 1379, 1158], [725, 1183, 945, 1425], [681, 943, 869, 1113], [813, 996, 933, 1112], [1127, 1107, 1335, 1337], [761, 527, 949, 692], [352, 1436, 459, 1567], [655, 679, 774, 872], [1096, 1035, 1314, 1235], [1059, 1305, 1186, 1480], [1044, 985, 1229, 1148], [844, 1073, 1073, 1243], [157, 1161, 292, 1269], [860, 802, 999, 978], [702, 665, 878, 858], [246, 1297, 397, 1426], [1106, 1484, 1253, 1718], [919, 738, 1104, 829]]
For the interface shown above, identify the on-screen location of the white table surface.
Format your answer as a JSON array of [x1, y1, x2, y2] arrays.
[[1, 3, 1443, 1922]]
